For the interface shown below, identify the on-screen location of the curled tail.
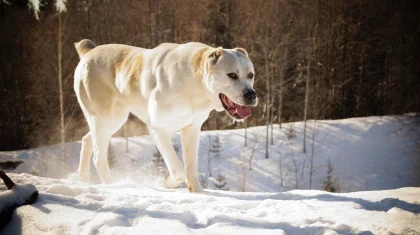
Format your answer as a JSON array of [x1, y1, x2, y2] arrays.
[[74, 39, 96, 58]]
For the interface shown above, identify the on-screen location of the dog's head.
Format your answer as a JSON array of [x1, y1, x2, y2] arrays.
[[201, 47, 258, 121]]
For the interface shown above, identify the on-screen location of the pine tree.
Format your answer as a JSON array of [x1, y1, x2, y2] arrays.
[[152, 147, 166, 174], [199, 174, 208, 189], [212, 173, 228, 191], [210, 135, 223, 159], [322, 159, 341, 192]]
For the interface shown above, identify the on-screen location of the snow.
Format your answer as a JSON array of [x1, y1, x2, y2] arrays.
[[1, 115, 418, 193], [0, 115, 419, 234], [0, 183, 37, 213], [1, 173, 419, 234], [28, 0, 42, 20], [27, 0, 67, 20], [55, 0, 67, 13]]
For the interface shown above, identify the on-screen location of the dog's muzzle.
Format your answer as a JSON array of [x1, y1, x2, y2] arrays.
[[243, 89, 257, 106]]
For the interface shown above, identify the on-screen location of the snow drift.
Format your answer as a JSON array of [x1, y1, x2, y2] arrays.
[[1, 115, 418, 192], [1, 173, 419, 234]]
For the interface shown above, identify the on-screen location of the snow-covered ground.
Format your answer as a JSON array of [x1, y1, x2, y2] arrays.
[[1, 115, 420, 234], [1, 115, 418, 192], [1, 173, 420, 235]]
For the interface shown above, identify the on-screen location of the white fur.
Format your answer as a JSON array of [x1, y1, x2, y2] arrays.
[[73, 40, 256, 192]]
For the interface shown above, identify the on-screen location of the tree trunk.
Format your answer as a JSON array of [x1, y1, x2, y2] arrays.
[[58, 13, 67, 178], [300, 157, 306, 179], [270, 68, 274, 145], [207, 136, 212, 177], [244, 119, 247, 147], [149, 0, 154, 47], [264, 47, 270, 158], [278, 47, 288, 129], [303, 57, 310, 153], [124, 121, 128, 153], [279, 144, 284, 187], [309, 119, 317, 190]]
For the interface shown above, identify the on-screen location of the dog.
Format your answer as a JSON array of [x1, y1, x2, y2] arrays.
[[73, 39, 257, 192]]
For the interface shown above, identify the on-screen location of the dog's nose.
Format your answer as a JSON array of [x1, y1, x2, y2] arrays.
[[244, 89, 257, 104]]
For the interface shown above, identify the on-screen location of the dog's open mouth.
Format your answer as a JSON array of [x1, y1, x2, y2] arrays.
[[219, 93, 252, 119]]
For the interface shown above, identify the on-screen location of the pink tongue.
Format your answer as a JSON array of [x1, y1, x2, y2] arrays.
[[235, 105, 252, 118]]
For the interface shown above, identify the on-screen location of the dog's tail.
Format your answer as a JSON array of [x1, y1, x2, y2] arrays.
[[74, 39, 96, 58]]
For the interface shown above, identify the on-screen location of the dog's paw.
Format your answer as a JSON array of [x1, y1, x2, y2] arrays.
[[164, 175, 184, 188], [187, 178, 203, 193], [188, 184, 203, 193], [69, 171, 90, 183]]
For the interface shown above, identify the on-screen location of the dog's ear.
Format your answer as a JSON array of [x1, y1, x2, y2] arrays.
[[208, 47, 224, 65], [234, 47, 248, 57]]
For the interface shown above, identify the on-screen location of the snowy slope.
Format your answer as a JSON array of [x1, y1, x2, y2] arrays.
[[0, 115, 419, 193], [1, 173, 420, 235]]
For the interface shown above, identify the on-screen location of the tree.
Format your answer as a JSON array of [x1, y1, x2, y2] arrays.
[[199, 173, 208, 189], [238, 151, 248, 192], [277, 46, 289, 129], [308, 119, 316, 189], [302, 56, 310, 153], [152, 147, 166, 174], [207, 135, 212, 177], [56, 0, 68, 177], [322, 159, 341, 192], [411, 117, 420, 186], [107, 141, 117, 169], [124, 122, 129, 153], [242, 130, 260, 170], [289, 143, 299, 189], [210, 173, 228, 191], [278, 143, 284, 187], [207, 133, 224, 177], [244, 119, 248, 147], [1, 0, 420, 156], [210, 134, 223, 159]]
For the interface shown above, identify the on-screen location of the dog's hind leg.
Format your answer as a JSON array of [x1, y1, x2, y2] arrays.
[[149, 128, 186, 188], [91, 128, 113, 184], [78, 132, 93, 182], [90, 114, 128, 184]]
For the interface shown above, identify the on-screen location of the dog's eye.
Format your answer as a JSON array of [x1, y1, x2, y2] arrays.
[[248, 73, 254, 79], [227, 73, 238, 79]]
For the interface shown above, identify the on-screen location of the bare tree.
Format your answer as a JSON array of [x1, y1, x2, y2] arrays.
[[278, 47, 289, 129], [289, 143, 299, 189], [149, 0, 157, 47], [1, 0, 419, 161], [302, 56, 310, 154], [412, 118, 420, 186], [242, 130, 260, 171], [124, 122, 129, 153], [308, 119, 317, 189], [56, 10, 67, 177], [207, 135, 212, 177], [244, 120, 248, 147], [278, 143, 284, 187], [300, 154, 307, 180], [238, 152, 248, 192]]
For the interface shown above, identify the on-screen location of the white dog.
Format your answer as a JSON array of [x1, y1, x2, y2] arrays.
[[73, 39, 257, 192]]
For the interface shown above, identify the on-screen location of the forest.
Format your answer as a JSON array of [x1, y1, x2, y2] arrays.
[[0, 0, 419, 151]]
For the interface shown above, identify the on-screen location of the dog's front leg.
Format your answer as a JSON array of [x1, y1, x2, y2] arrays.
[[149, 128, 186, 188], [181, 124, 203, 193]]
